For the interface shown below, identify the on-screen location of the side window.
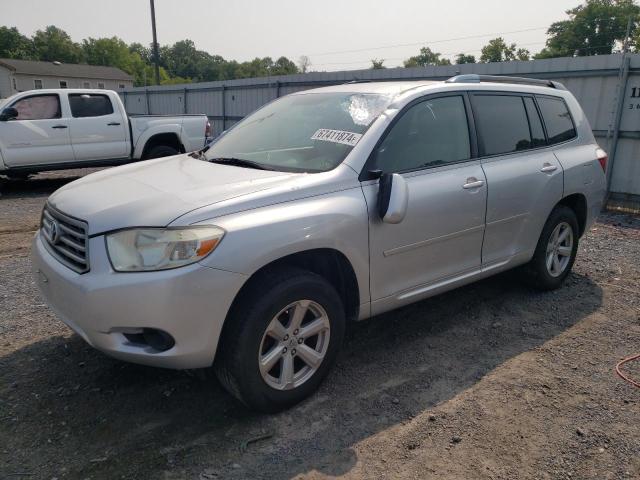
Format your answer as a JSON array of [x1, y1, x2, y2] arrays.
[[372, 95, 471, 173], [34, 79, 43, 89], [537, 96, 576, 144], [473, 95, 532, 155], [59, 80, 68, 89], [83, 81, 91, 88], [523, 97, 546, 147], [10, 94, 61, 120], [69, 94, 114, 118]]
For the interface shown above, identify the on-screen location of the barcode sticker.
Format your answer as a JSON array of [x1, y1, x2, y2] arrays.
[[311, 129, 362, 147]]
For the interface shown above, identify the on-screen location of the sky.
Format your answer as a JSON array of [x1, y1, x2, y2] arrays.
[[1, 0, 581, 70]]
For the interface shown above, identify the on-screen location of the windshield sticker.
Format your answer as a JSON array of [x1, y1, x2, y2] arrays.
[[311, 129, 362, 147]]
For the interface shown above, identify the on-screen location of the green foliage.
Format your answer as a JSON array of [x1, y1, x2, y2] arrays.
[[535, 0, 640, 58], [480, 37, 517, 62], [0, 25, 299, 86], [370, 58, 386, 69], [0, 26, 35, 59], [32, 25, 84, 63], [455, 53, 476, 64], [404, 47, 452, 67]]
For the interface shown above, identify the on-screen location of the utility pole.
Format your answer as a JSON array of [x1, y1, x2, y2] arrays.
[[150, 0, 161, 85]]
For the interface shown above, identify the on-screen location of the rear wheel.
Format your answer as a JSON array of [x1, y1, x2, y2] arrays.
[[522, 205, 579, 290], [144, 145, 179, 159], [215, 267, 345, 412]]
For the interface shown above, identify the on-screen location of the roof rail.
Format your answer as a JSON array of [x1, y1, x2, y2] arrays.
[[445, 74, 566, 90]]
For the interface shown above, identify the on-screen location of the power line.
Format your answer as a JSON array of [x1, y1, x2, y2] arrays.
[[311, 41, 624, 69], [306, 26, 548, 58]]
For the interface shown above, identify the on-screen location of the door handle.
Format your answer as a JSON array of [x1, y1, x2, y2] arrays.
[[51, 125, 68, 129], [462, 177, 484, 189], [107, 122, 121, 126], [540, 163, 558, 173]]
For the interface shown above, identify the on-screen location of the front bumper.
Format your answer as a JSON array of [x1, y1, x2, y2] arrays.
[[31, 231, 247, 369]]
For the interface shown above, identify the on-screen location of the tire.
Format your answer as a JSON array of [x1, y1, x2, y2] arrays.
[[522, 205, 579, 291], [215, 267, 346, 412], [144, 145, 179, 159]]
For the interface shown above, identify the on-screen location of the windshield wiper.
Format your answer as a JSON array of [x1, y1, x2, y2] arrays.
[[208, 157, 273, 171]]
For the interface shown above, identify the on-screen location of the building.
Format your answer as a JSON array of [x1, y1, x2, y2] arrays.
[[0, 58, 133, 99]]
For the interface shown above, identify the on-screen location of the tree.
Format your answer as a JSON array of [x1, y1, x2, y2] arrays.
[[83, 37, 134, 71], [129, 42, 151, 63], [32, 26, 84, 63], [370, 58, 386, 69], [298, 55, 311, 73], [404, 47, 451, 67], [516, 48, 531, 61], [481, 37, 515, 62], [455, 53, 476, 64], [271, 56, 299, 76], [536, 0, 640, 58], [0, 26, 35, 59]]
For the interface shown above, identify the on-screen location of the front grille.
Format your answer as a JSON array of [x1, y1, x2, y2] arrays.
[[41, 203, 90, 274]]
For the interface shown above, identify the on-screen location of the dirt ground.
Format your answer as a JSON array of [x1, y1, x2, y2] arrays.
[[1, 170, 639, 480]]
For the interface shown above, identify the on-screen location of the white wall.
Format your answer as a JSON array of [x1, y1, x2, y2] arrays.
[[0, 66, 14, 99], [13, 74, 132, 93]]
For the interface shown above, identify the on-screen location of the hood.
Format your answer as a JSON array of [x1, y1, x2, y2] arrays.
[[48, 155, 299, 235]]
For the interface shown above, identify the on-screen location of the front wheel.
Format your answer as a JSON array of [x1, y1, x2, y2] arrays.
[[522, 205, 579, 290], [215, 267, 345, 412]]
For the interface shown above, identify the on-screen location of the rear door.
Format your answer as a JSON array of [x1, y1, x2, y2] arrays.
[[67, 93, 129, 160], [470, 92, 564, 266], [363, 93, 487, 308], [0, 93, 74, 167]]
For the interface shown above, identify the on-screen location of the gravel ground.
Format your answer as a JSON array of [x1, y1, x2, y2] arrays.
[[1, 170, 639, 480]]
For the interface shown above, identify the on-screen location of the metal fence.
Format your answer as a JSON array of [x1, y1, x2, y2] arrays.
[[120, 54, 640, 208]]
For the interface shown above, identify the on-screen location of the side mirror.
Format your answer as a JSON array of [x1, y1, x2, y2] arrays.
[[377, 172, 408, 224], [0, 107, 18, 121]]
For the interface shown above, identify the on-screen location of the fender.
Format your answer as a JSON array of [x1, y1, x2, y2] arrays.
[[195, 187, 372, 317], [132, 123, 183, 159]]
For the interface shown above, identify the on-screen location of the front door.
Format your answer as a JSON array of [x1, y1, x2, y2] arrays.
[[0, 93, 74, 167], [362, 94, 487, 310]]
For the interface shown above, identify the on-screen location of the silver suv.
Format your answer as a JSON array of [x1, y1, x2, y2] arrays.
[[32, 75, 607, 412]]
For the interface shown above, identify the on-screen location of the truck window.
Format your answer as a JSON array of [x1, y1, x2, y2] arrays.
[[10, 94, 61, 120], [69, 94, 115, 118]]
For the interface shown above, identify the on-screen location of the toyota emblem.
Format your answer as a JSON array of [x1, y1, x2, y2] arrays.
[[50, 220, 61, 244]]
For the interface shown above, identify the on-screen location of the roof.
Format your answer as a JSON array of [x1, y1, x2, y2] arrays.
[[0, 58, 133, 81], [299, 81, 439, 96]]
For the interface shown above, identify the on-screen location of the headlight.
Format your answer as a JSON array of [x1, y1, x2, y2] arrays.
[[105, 226, 225, 272]]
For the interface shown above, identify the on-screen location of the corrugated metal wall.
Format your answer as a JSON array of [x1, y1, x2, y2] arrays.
[[120, 54, 640, 201]]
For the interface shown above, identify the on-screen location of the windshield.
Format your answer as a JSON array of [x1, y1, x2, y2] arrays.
[[205, 92, 392, 173]]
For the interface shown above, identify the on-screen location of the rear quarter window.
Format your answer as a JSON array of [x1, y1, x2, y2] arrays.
[[536, 96, 576, 144]]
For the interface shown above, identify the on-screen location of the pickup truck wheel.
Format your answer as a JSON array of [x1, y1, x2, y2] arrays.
[[215, 267, 345, 412], [522, 205, 579, 291], [145, 145, 179, 159]]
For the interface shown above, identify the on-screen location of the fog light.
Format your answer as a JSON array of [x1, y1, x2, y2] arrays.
[[143, 328, 175, 352]]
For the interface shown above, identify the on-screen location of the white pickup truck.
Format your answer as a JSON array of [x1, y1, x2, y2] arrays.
[[0, 89, 210, 178]]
